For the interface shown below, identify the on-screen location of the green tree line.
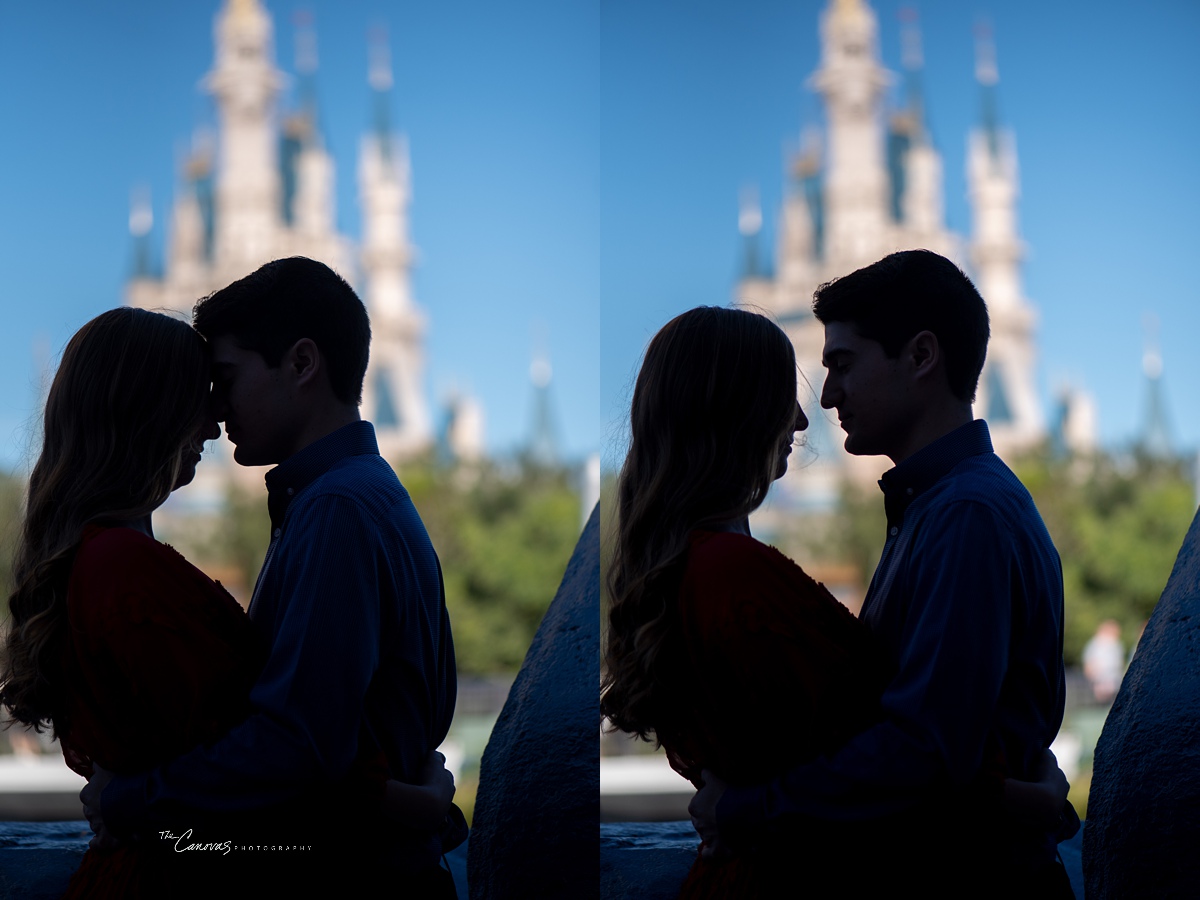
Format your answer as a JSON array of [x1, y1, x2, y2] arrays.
[[2, 458, 582, 676]]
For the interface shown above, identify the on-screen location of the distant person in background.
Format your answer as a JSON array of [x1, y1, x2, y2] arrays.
[[1083, 620, 1125, 703]]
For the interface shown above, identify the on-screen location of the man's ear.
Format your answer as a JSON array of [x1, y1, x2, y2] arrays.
[[907, 330, 940, 380], [284, 338, 321, 388]]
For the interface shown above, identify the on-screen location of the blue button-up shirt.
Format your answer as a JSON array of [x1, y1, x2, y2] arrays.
[[719, 419, 1067, 864], [105, 422, 456, 850]]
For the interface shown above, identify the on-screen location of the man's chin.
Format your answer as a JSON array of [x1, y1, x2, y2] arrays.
[[841, 433, 874, 457], [231, 445, 268, 467]]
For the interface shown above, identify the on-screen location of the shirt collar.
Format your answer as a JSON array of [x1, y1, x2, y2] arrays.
[[878, 419, 993, 523], [264, 420, 379, 527]]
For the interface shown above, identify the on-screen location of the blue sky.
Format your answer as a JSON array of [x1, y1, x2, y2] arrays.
[[1, 2, 1196, 476], [0, 0, 599, 470], [600, 0, 1200, 468]]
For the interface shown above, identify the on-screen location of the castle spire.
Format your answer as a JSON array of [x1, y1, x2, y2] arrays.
[[368, 24, 395, 157], [975, 20, 1000, 160], [293, 9, 320, 126], [811, 0, 890, 267], [738, 186, 764, 279], [1140, 313, 1173, 458], [527, 328, 559, 467], [128, 185, 155, 279], [358, 21, 431, 458], [206, 0, 283, 269], [899, 7, 926, 139]]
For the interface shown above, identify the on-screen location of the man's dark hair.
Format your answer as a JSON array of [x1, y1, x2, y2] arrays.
[[193, 257, 371, 405], [812, 249, 990, 403]]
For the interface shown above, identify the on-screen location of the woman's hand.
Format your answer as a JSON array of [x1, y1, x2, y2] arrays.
[[1002, 748, 1069, 830], [381, 750, 456, 831]]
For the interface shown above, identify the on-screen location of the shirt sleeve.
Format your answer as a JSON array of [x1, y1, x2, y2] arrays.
[[717, 500, 1015, 836], [103, 495, 383, 834]]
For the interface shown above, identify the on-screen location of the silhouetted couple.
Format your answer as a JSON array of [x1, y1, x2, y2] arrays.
[[603, 250, 1078, 898], [1, 258, 462, 897]]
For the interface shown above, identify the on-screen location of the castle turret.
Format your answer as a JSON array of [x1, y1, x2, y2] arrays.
[[286, 13, 335, 244], [967, 25, 1041, 453], [166, 141, 214, 295], [1139, 314, 1173, 459], [358, 27, 431, 458], [206, 0, 283, 272], [895, 11, 944, 243], [775, 132, 821, 313], [125, 186, 159, 309], [811, 0, 890, 269]]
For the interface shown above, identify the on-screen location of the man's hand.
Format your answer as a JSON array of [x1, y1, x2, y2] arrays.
[[689, 768, 731, 860], [1003, 748, 1070, 830], [418, 749, 456, 813], [382, 749, 455, 831], [80, 764, 120, 852]]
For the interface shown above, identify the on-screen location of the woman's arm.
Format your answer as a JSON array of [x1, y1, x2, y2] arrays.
[[381, 750, 456, 831]]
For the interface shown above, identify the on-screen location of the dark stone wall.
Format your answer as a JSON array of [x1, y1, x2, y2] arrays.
[[1084, 507, 1200, 897], [468, 504, 600, 900]]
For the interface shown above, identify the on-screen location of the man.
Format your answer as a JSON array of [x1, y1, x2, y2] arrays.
[[690, 250, 1075, 894], [82, 257, 459, 895]]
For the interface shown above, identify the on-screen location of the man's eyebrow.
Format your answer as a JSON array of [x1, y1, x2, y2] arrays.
[[821, 347, 853, 367]]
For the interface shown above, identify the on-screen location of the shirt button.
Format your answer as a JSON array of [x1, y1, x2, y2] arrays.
[[889, 526, 899, 536], [273, 528, 281, 538], [286, 487, 294, 496], [906, 488, 913, 496]]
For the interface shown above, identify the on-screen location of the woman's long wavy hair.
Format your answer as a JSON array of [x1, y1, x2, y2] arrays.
[[601, 306, 799, 742], [1, 308, 210, 734]]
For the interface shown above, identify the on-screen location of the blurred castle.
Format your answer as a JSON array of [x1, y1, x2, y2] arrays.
[[126, 0, 431, 470], [737, 0, 1092, 510]]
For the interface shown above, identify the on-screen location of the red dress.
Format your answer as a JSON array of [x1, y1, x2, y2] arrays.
[[58, 525, 264, 898], [660, 531, 889, 899]]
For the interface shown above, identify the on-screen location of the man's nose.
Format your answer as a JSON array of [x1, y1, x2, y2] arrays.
[[820, 375, 837, 409]]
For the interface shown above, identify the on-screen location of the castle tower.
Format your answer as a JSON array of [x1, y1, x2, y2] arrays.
[[526, 347, 558, 467], [812, 0, 890, 268], [736, 0, 1048, 539], [125, 1, 435, 484], [1139, 314, 1173, 459], [125, 186, 159, 309], [893, 11, 945, 247], [967, 25, 1042, 454], [284, 12, 337, 249], [206, 0, 284, 274], [358, 27, 432, 458]]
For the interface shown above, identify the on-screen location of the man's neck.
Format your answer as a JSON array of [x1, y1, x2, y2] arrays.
[[887, 404, 974, 466], [282, 405, 362, 463]]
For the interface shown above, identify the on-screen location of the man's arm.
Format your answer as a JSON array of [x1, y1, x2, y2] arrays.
[[709, 501, 1016, 842], [100, 495, 384, 835]]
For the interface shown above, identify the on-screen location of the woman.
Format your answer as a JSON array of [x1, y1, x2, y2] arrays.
[[602, 306, 885, 896], [0, 308, 452, 897], [600, 307, 1063, 897]]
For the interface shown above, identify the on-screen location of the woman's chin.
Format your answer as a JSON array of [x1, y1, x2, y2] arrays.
[[172, 458, 202, 491]]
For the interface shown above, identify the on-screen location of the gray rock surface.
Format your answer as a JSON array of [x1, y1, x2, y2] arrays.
[[600, 821, 695, 900], [1084, 507, 1200, 897], [0, 820, 88, 900], [468, 504, 600, 899]]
